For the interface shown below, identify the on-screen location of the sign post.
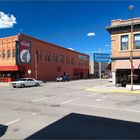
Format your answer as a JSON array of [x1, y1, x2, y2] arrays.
[[94, 52, 111, 85], [98, 48, 101, 82]]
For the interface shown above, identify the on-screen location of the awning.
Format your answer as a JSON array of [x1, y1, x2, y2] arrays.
[[0, 66, 19, 71], [115, 60, 140, 69]]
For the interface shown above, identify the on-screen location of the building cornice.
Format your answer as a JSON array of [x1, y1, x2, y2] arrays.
[[111, 56, 140, 60], [106, 22, 140, 34]]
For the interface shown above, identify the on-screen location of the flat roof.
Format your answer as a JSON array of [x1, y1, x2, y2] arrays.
[[0, 33, 89, 57], [106, 22, 140, 30], [19, 33, 89, 57]]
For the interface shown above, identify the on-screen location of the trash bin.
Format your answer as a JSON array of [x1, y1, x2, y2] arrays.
[[121, 81, 126, 87]]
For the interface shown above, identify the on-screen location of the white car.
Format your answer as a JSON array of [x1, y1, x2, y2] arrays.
[[10, 78, 43, 88], [109, 77, 113, 82]]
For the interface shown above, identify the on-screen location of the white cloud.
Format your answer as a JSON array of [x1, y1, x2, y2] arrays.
[[68, 48, 74, 50], [105, 44, 110, 47], [0, 11, 17, 29], [87, 32, 95, 37]]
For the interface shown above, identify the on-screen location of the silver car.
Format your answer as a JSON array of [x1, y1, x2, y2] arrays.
[[10, 78, 43, 88]]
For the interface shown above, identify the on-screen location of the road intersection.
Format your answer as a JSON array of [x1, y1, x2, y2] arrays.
[[0, 79, 140, 139]]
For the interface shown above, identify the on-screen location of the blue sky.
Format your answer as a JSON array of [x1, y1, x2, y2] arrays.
[[0, 0, 140, 60]]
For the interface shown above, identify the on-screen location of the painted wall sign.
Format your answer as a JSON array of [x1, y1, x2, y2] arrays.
[[28, 69, 32, 74], [18, 38, 32, 64]]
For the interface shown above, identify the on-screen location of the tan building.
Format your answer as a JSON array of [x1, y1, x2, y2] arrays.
[[106, 18, 140, 85]]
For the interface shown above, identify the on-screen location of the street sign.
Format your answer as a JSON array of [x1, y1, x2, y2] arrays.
[[94, 53, 111, 62], [28, 69, 31, 75]]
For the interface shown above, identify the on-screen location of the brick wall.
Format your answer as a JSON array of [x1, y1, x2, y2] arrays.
[[0, 35, 18, 66]]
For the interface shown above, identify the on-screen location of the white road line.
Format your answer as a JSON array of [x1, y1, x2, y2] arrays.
[[32, 97, 49, 102], [102, 96, 107, 99], [32, 96, 55, 102], [31, 113, 37, 116], [96, 99, 102, 101], [74, 98, 80, 100], [69, 103, 140, 113], [5, 119, 20, 126], [61, 100, 73, 105]]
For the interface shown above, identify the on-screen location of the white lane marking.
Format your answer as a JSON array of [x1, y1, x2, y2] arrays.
[[74, 98, 80, 100], [69, 103, 140, 113], [32, 96, 55, 102], [61, 98, 80, 105], [102, 96, 107, 99], [32, 97, 49, 102], [31, 113, 37, 116], [5, 119, 20, 126], [96, 99, 102, 101], [61, 100, 73, 105]]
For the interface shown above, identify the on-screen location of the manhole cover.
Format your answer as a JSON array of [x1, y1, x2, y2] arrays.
[[51, 104, 61, 107]]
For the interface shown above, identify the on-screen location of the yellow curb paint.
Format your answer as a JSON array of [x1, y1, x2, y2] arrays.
[[86, 88, 140, 94]]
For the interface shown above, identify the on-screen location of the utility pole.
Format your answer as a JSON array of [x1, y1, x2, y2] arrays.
[[99, 48, 102, 85], [129, 5, 134, 91]]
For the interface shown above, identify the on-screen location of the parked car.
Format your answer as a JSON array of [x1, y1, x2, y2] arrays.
[[10, 78, 43, 88], [56, 75, 70, 82], [108, 77, 113, 82]]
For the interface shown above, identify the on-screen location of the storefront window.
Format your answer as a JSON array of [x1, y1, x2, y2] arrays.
[[12, 49, 15, 57], [121, 35, 128, 50], [7, 50, 11, 58], [2, 50, 5, 58], [134, 34, 140, 49]]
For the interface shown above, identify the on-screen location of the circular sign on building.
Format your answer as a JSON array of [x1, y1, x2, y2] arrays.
[[28, 69, 32, 75], [20, 49, 31, 63]]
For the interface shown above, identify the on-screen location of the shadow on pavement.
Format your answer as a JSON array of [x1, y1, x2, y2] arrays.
[[0, 124, 8, 137], [26, 113, 140, 139]]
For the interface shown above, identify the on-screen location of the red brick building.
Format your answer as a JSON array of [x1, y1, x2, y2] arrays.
[[0, 33, 89, 82]]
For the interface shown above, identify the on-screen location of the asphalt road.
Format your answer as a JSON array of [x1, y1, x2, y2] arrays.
[[0, 79, 140, 139]]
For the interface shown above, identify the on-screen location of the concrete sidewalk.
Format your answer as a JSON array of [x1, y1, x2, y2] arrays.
[[86, 83, 140, 94], [0, 82, 10, 87]]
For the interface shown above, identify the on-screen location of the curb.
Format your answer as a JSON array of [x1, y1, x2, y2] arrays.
[[86, 87, 140, 94]]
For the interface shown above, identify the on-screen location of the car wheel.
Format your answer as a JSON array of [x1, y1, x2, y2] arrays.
[[20, 84, 25, 88], [35, 83, 39, 86]]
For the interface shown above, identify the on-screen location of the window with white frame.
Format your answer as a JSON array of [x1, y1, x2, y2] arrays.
[[134, 34, 140, 49], [121, 35, 128, 50]]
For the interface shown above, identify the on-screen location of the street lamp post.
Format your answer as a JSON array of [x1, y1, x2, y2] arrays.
[[129, 5, 134, 91]]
